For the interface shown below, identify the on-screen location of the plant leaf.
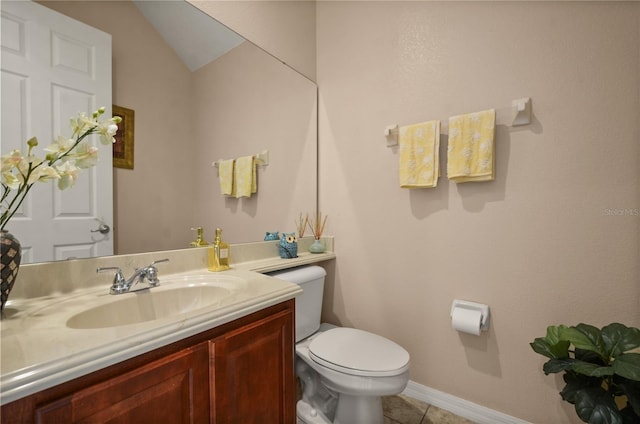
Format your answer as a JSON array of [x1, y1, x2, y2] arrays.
[[587, 404, 624, 424], [571, 360, 615, 378], [576, 348, 607, 365], [602, 324, 640, 359], [560, 324, 606, 359], [562, 372, 604, 404], [617, 379, 640, 417], [544, 358, 575, 375], [546, 325, 565, 345], [613, 353, 640, 381], [531, 337, 570, 359], [619, 405, 640, 424], [574, 387, 623, 424]]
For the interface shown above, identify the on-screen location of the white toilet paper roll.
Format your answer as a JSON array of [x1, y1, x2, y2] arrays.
[[452, 307, 483, 335]]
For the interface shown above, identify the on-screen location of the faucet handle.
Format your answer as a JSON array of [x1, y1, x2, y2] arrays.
[[146, 259, 169, 286], [97, 266, 126, 293]]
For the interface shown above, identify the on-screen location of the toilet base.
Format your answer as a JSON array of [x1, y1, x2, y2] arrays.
[[297, 395, 384, 424], [334, 394, 383, 424], [297, 399, 332, 424]]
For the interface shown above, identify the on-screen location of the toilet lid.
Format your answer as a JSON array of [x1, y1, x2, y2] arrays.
[[308, 327, 410, 377]]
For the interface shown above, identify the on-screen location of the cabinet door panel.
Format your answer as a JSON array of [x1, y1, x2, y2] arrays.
[[213, 308, 295, 424], [35, 343, 210, 423]]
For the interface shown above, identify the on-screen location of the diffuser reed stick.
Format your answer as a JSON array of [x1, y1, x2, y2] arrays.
[[307, 212, 328, 240], [295, 213, 309, 238]]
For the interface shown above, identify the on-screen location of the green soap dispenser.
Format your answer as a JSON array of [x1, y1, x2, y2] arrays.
[[208, 228, 230, 272]]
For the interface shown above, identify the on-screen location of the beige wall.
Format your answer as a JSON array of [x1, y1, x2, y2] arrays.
[[316, 1, 639, 423]]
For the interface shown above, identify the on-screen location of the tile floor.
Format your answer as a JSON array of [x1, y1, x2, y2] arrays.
[[382, 394, 474, 424]]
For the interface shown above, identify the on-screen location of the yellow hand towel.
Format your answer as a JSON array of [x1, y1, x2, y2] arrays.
[[218, 159, 234, 196], [447, 109, 496, 183], [399, 120, 440, 188], [233, 155, 257, 198]]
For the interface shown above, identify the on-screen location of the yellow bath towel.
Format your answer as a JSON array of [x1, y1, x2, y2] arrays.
[[233, 155, 257, 198], [447, 109, 496, 183], [218, 159, 234, 196], [399, 120, 441, 188]]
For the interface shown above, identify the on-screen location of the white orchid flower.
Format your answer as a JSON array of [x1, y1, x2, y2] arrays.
[[44, 135, 75, 160], [97, 117, 121, 145], [69, 112, 95, 137], [1, 150, 24, 172], [55, 161, 79, 190], [71, 142, 99, 169], [2, 107, 118, 230], [1, 171, 20, 190], [32, 165, 60, 184]]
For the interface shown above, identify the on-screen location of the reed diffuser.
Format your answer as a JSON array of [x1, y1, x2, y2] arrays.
[[307, 212, 328, 253], [295, 213, 309, 238]]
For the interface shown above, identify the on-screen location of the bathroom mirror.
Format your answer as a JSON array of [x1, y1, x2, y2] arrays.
[[14, 0, 317, 262]]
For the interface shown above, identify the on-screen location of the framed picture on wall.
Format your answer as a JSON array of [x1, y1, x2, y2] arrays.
[[112, 105, 134, 169]]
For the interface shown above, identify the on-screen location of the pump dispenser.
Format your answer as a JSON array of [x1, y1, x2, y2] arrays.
[[208, 228, 230, 272], [189, 227, 209, 247]]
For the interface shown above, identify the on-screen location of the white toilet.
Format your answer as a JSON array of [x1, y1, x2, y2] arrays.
[[269, 266, 410, 424]]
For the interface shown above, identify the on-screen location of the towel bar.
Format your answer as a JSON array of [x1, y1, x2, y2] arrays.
[[384, 97, 532, 147], [212, 150, 269, 168]]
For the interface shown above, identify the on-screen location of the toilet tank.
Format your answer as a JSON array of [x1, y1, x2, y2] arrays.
[[268, 266, 326, 342]]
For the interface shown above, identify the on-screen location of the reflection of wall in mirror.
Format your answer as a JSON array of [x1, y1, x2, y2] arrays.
[[192, 41, 317, 243], [36, 1, 317, 255]]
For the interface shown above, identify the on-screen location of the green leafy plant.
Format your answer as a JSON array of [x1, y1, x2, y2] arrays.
[[530, 323, 640, 424]]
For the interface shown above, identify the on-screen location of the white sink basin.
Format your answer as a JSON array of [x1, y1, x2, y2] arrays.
[[66, 274, 246, 329]]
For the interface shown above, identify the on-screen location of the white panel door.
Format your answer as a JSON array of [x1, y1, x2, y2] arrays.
[[1, 0, 113, 263]]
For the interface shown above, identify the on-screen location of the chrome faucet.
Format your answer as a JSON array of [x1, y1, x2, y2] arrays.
[[97, 259, 169, 295]]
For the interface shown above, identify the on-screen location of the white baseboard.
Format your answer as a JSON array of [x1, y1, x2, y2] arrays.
[[402, 380, 530, 424]]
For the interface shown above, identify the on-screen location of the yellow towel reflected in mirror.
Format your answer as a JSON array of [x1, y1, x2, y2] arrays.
[[218, 159, 234, 196], [233, 155, 257, 198]]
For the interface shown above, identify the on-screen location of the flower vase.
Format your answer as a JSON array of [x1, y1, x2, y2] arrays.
[[309, 238, 326, 254], [1, 230, 22, 311]]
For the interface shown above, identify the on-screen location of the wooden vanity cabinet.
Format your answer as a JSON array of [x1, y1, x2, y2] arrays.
[[1, 300, 296, 424], [212, 305, 295, 423]]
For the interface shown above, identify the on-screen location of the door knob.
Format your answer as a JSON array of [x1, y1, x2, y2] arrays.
[[91, 224, 110, 235]]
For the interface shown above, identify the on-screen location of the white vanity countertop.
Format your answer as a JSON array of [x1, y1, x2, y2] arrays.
[[0, 242, 336, 405]]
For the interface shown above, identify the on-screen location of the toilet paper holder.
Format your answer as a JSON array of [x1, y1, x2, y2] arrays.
[[450, 299, 491, 331]]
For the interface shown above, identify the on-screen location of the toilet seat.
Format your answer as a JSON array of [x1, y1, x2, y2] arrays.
[[308, 327, 410, 377]]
